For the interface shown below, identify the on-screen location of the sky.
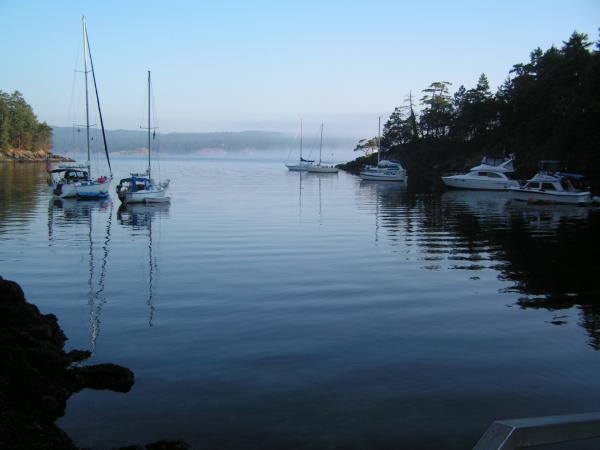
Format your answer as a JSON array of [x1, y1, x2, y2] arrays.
[[0, 0, 598, 139]]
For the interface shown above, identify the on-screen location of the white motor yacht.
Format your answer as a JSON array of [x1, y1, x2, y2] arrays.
[[509, 161, 592, 205], [441, 155, 518, 190]]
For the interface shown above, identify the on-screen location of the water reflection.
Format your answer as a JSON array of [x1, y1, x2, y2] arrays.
[[365, 187, 600, 349], [117, 203, 170, 326], [0, 162, 48, 231], [48, 198, 113, 352]]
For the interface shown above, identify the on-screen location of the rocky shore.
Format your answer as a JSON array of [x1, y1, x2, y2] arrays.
[[0, 277, 189, 450], [0, 150, 73, 162]]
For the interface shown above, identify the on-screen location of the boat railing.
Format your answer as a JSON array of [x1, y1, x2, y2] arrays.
[[473, 411, 600, 449]]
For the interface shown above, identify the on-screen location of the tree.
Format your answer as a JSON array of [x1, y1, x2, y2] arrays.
[[0, 90, 53, 154], [382, 91, 420, 148], [353, 137, 380, 156], [419, 81, 453, 138], [452, 74, 498, 140]]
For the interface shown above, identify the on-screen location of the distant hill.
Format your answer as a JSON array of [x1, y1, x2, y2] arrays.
[[51, 126, 355, 157]]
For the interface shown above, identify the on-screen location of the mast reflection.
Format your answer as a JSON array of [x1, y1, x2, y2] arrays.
[[48, 198, 113, 353], [117, 202, 170, 327]]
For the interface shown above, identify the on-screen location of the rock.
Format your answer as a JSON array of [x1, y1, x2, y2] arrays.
[[0, 278, 176, 450], [72, 364, 134, 393]]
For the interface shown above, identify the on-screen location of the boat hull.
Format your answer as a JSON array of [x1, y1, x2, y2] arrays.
[[119, 187, 168, 204], [286, 164, 312, 172], [51, 179, 110, 198], [359, 172, 406, 182], [442, 176, 519, 190], [509, 187, 592, 205], [307, 166, 338, 173], [76, 180, 111, 198]]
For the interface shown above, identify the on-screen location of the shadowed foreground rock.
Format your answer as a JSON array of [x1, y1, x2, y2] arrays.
[[0, 277, 189, 450]]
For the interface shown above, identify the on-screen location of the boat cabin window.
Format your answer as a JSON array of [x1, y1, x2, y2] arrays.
[[541, 183, 556, 190], [526, 182, 541, 189], [560, 178, 575, 191], [486, 172, 502, 178]]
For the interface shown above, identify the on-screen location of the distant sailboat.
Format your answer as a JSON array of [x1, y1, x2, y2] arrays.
[[49, 17, 112, 199], [116, 71, 170, 204], [359, 117, 406, 182], [307, 123, 338, 173], [286, 120, 314, 171]]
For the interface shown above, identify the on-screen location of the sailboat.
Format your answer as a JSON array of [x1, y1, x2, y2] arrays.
[[116, 71, 170, 204], [285, 120, 314, 171], [307, 123, 338, 173], [49, 17, 112, 199], [359, 117, 406, 182]]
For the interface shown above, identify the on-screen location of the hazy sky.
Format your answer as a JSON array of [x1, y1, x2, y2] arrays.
[[1, 0, 598, 138]]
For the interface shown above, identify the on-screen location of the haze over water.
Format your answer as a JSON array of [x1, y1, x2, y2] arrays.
[[1, 158, 600, 449]]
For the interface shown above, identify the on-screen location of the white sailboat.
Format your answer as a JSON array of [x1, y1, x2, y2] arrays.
[[286, 120, 314, 171], [307, 123, 338, 173], [359, 117, 407, 182], [116, 71, 170, 204], [49, 17, 112, 199]]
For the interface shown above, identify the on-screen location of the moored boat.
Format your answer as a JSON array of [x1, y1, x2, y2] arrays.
[[442, 155, 519, 190], [359, 117, 406, 182], [285, 120, 314, 171], [307, 123, 338, 174], [116, 71, 170, 204], [508, 161, 592, 205], [50, 17, 112, 199]]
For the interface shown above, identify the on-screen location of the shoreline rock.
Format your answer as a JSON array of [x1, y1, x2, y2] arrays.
[[0, 277, 189, 450], [0, 150, 73, 163]]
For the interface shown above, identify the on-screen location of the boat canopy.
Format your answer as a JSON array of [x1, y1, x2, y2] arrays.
[[481, 156, 507, 166], [378, 159, 404, 169], [118, 176, 152, 192], [557, 172, 586, 181]]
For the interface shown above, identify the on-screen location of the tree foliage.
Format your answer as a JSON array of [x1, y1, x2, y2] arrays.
[[354, 30, 600, 174], [0, 90, 52, 154], [353, 137, 380, 156]]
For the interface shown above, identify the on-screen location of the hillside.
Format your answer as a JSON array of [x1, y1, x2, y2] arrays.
[[0, 91, 53, 161]]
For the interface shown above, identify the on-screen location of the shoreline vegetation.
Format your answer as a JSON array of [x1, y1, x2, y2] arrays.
[[0, 277, 190, 450], [339, 31, 600, 192]]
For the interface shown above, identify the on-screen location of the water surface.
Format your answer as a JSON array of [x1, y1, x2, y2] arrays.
[[1, 159, 599, 449]]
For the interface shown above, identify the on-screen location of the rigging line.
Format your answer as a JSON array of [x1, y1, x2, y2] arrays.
[[84, 18, 112, 176]]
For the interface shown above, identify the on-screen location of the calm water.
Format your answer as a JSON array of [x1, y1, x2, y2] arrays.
[[1, 158, 600, 449]]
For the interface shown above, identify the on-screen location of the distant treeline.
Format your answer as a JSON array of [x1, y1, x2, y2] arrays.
[[0, 91, 52, 156], [52, 127, 354, 155], [348, 31, 600, 183]]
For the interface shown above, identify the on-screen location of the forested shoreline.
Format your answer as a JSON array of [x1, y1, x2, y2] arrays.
[[341, 31, 600, 190], [0, 91, 53, 161]]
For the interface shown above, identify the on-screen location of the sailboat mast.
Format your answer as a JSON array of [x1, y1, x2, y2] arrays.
[[82, 17, 91, 175], [300, 119, 303, 164], [377, 116, 381, 165], [84, 18, 112, 177], [319, 122, 323, 165], [147, 71, 151, 180]]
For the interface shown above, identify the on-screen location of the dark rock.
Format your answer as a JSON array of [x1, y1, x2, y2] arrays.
[[0, 278, 171, 450], [72, 363, 134, 393]]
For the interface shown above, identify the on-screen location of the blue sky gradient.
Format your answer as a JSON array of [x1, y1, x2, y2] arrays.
[[1, 0, 598, 137]]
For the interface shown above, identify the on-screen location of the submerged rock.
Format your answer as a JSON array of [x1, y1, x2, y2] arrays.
[[0, 278, 188, 450]]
